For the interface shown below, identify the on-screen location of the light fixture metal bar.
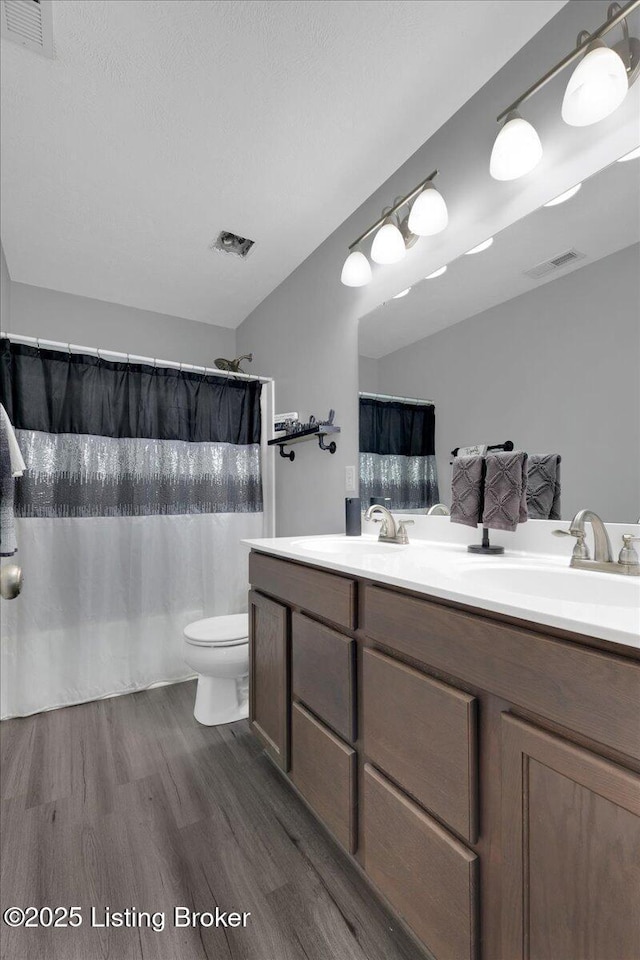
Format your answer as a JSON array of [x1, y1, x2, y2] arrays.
[[496, 0, 640, 122], [348, 169, 438, 250]]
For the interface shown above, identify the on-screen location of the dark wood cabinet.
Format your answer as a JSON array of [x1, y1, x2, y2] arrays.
[[364, 764, 478, 960], [363, 647, 477, 842], [292, 612, 356, 742], [248, 589, 290, 770], [501, 714, 640, 960], [290, 702, 357, 853], [249, 550, 640, 960]]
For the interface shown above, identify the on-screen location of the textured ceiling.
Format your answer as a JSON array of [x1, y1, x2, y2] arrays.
[[359, 156, 640, 358], [1, 0, 565, 327]]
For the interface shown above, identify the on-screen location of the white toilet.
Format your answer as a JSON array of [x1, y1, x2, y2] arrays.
[[182, 613, 249, 726]]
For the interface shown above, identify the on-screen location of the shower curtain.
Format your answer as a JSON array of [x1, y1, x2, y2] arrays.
[[359, 396, 439, 510], [0, 339, 265, 718]]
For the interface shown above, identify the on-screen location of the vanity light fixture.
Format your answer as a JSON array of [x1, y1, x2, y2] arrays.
[[543, 183, 583, 206], [340, 169, 444, 285], [465, 237, 494, 255], [371, 217, 407, 264], [393, 287, 411, 299], [617, 144, 640, 159], [489, 111, 543, 181], [407, 183, 449, 236], [562, 35, 629, 126], [490, 0, 640, 180], [425, 266, 447, 279], [340, 250, 372, 287]]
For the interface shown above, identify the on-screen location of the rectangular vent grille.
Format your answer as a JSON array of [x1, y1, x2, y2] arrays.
[[524, 248, 586, 280], [1, 0, 54, 58], [211, 231, 255, 259]]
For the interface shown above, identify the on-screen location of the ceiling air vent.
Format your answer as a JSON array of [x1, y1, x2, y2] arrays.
[[524, 247, 586, 280], [210, 231, 255, 259], [1, 0, 54, 58]]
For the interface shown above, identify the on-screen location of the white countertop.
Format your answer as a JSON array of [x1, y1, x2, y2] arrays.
[[244, 532, 640, 650]]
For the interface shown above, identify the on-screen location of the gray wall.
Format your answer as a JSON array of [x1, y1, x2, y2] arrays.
[[359, 356, 379, 394], [375, 244, 640, 523], [8, 282, 236, 365], [237, 1, 639, 537], [1, 245, 10, 329]]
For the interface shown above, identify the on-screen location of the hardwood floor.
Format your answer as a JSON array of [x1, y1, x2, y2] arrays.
[[0, 681, 421, 960]]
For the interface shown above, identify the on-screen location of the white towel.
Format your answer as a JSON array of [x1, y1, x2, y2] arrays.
[[0, 404, 26, 477]]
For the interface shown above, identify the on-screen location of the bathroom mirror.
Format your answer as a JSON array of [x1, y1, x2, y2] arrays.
[[358, 153, 640, 522]]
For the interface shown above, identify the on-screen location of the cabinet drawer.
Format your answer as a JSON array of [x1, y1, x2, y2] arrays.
[[249, 552, 356, 629], [292, 613, 356, 742], [364, 764, 478, 960], [363, 648, 477, 841], [363, 584, 640, 761], [290, 702, 357, 853]]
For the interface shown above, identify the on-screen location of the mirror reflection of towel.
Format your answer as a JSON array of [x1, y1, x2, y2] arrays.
[[527, 454, 561, 520], [482, 451, 529, 532]]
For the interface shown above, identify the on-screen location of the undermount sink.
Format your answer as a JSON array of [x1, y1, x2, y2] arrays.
[[452, 563, 640, 608], [291, 536, 403, 556]]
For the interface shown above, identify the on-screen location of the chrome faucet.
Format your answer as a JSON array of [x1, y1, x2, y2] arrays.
[[553, 509, 639, 576], [427, 503, 450, 516], [364, 504, 414, 544]]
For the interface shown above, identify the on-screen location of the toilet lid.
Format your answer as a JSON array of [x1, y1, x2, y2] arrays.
[[184, 613, 249, 646]]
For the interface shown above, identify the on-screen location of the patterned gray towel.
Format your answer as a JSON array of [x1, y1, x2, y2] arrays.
[[0, 412, 18, 556], [527, 454, 561, 520], [450, 455, 483, 527], [482, 451, 529, 532]]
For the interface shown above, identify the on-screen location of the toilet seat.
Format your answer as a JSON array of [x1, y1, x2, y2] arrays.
[[183, 613, 248, 648]]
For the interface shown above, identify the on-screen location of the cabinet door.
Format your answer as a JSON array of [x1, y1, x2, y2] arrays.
[[502, 714, 640, 960], [249, 590, 290, 770]]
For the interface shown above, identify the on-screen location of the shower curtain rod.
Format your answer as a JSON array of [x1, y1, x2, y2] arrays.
[[359, 391, 434, 405], [0, 332, 273, 384]]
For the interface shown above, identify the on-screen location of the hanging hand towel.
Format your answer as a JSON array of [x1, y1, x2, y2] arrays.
[[482, 450, 529, 532], [0, 404, 26, 477], [450, 455, 484, 527], [526, 454, 561, 520], [0, 411, 18, 556]]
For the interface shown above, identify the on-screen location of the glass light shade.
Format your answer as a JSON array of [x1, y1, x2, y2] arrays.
[[617, 145, 640, 162], [543, 183, 582, 207], [407, 184, 449, 236], [425, 265, 447, 279], [393, 287, 411, 299], [489, 113, 543, 181], [562, 41, 628, 127], [371, 220, 406, 264], [465, 237, 494, 255], [340, 250, 372, 287]]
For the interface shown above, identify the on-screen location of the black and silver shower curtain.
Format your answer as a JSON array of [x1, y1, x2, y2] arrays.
[[0, 338, 265, 718], [0, 339, 263, 517], [359, 396, 439, 510]]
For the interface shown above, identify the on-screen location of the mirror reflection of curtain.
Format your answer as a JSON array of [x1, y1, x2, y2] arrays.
[[359, 396, 439, 510], [0, 339, 264, 718]]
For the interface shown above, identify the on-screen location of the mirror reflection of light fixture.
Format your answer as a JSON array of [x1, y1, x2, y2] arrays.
[[340, 250, 372, 287], [562, 36, 628, 126], [490, 111, 543, 181], [617, 144, 640, 160], [371, 217, 407, 265], [543, 183, 583, 206], [407, 183, 449, 236], [425, 266, 447, 279], [393, 287, 411, 299], [492, 2, 640, 180], [465, 237, 494, 255]]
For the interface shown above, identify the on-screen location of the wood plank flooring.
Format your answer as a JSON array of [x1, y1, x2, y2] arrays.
[[0, 681, 422, 960]]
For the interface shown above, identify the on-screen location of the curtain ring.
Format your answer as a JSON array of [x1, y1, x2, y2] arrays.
[[67, 342, 72, 356], [96, 348, 102, 363], [36, 338, 41, 353]]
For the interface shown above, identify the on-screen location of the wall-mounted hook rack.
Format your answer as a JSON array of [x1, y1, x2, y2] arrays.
[[268, 421, 341, 463]]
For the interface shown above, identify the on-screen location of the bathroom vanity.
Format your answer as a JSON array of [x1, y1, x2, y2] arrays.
[[245, 534, 640, 960]]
